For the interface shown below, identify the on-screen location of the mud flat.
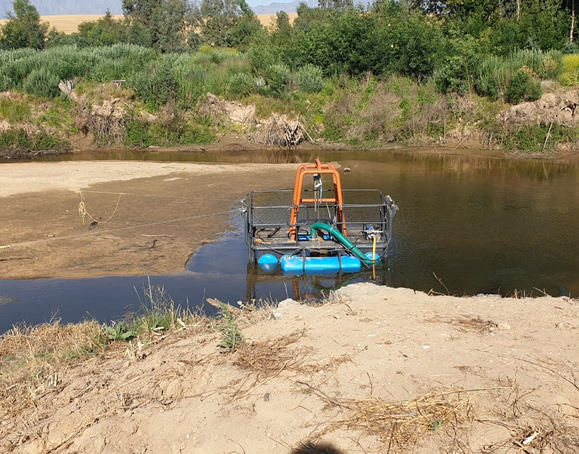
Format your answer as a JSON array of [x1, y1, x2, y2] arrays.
[[0, 161, 297, 279]]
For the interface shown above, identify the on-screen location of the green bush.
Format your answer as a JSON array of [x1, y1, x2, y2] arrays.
[[560, 54, 579, 86], [246, 44, 279, 74], [22, 68, 61, 98], [498, 124, 577, 152], [124, 119, 152, 147], [435, 56, 470, 95], [227, 72, 254, 96], [0, 129, 70, 151], [129, 64, 178, 109], [294, 64, 324, 93], [124, 117, 215, 147], [505, 69, 541, 104], [265, 63, 291, 95], [0, 74, 14, 91], [475, 50, 554, 100], [172, 63, 208, 107]]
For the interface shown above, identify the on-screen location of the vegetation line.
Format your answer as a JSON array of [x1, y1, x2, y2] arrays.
[[0, 0, 577, 155]]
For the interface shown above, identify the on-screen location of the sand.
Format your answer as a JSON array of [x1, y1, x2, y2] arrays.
[[1, 283, 578, 453], [0, 161, 298, 278]]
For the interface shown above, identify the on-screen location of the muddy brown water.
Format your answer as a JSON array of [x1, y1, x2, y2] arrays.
[[1, 149, 578, 332]]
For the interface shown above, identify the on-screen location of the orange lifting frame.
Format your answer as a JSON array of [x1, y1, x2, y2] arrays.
[[289, 158, 347, 241]]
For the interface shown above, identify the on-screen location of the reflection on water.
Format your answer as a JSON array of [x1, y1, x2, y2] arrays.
[[1, 149, 578, 332]]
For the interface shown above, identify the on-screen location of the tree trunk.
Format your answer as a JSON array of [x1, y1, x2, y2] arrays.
[[571, 0, 576, 44], [516, 0, 520, 21]]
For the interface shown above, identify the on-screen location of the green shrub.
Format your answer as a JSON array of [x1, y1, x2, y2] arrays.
[[506, 70, 530, 104], [227, 72, 254, 96], [124, 117, 215, 147], [435, 57, 471, 95], [0, 74, 14, 92], [22, 68, 61, 98], [124, 119, 152, 147], [560, 54, 579, 86], [294, 64, 324, 93], [476, 50, 554, 100], [90, 60, 133, 82], [0, 99, 30, 122], [0, 129, 70, 151], [498, 124, 577, 152], [172, 61, 209, 107], [505, 69, 541, 104], [539, 52, 562, 79], [246, 44, 279, 74], [265, 63, 291, 95], [129, 64, 177, 109]]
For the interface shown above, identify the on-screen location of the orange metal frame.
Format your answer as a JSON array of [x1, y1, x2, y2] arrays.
[[289, 158, 346, 240]]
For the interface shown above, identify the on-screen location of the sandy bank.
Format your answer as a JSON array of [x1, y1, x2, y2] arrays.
[[0, 161, 297, 278], [1, 283, 578, 453]]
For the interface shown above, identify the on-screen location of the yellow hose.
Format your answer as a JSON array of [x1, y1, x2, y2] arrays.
[[372, 235, 377, 280]]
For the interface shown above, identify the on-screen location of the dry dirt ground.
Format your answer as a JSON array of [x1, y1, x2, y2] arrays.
[[1, 283, 578, 453], [0, 161, 297, 279]]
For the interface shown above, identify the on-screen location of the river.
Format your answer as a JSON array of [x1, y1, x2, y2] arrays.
[[1, 149, 578, 332]]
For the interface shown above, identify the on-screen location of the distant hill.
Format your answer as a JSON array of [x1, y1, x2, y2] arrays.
[[0, 0, 321, 19], [0, 1, 122, 18]]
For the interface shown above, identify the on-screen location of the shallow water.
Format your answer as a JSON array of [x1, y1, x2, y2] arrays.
[[1, 150, 578, 332]]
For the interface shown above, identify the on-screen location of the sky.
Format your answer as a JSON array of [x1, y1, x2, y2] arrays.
[[0, 0, 306, 19]]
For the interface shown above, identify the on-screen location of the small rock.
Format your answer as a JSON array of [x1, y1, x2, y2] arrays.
[[271, 298, 301, 320]]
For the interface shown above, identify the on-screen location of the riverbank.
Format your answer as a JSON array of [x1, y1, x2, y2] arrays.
[[1, 283, 578, 453], [0, 65, 577, 160], [0, 161, 297, 279]]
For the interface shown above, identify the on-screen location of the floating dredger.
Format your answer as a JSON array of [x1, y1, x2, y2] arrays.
[[242, 158, 398, 275]]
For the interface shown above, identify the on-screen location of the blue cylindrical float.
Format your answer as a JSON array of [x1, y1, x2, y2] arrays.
[[280, 255, 362, 275]]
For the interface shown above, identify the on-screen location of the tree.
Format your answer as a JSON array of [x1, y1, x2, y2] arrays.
[[196, 0, 263, 49], [78, 11, 128, 46], [318, 0, 354, 10], [0, 0, 48, 49], [122, 0, 193, 52]]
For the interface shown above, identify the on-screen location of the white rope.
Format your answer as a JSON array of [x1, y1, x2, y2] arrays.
[[78, 191, 122, 225], [0, 209, 238, 250]]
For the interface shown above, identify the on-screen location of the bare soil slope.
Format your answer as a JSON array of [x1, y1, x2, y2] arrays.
[[1, 283, 578, 453]]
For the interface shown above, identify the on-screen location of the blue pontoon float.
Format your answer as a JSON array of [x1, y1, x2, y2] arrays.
[[242, 159, 398, 275]]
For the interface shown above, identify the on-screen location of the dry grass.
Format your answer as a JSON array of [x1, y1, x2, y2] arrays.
[[307, 387, 486, 451], [427, 314, 499, 334], [483, 420, 579, 453], [233, 329, 310, 376], [0, 320, 108, 418], [228, 329, 312, 401], [480, 388, 579, 454], [256, 13, 298, 29], [297, 380, 577, 451]]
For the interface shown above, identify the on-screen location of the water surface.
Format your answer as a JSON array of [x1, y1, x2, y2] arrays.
[[1, 150, 578, 332]]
